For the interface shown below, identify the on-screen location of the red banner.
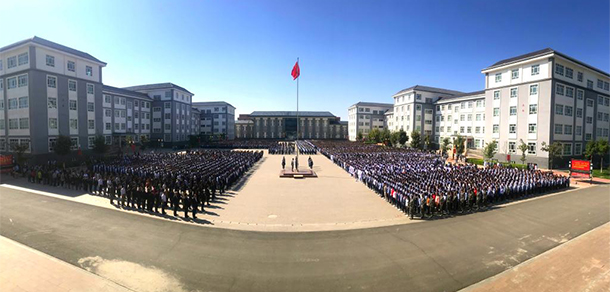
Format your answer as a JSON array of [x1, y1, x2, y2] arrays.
[[0, 155, 13, 173], [571, 159, 590, 173]]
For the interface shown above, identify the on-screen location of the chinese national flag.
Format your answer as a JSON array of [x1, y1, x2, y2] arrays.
[[291, 61, 300, 80]]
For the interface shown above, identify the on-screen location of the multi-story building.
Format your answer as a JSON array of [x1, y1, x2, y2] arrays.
[[236, 111, 347, 140], [101, 85, 152, 145], [122, 83, 194, 145], [0, 36, 107, 155], [192, 101, 236, 140], [481, 48, 610, 166], [388, 85, 463, 137], [435, 90, 486, 149], [347, 102, 392, 141]]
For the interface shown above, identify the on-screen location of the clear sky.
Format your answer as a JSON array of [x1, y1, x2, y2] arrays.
[[3, 0, 609, 120]]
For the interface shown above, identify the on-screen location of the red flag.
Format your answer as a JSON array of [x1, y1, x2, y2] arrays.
[[291, 61, 300, 80]]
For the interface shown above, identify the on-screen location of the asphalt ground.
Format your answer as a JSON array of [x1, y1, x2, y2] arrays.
[[0, 184, 608, 292]]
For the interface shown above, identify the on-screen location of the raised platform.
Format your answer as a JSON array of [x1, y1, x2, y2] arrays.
[[279, 169, 318, 178]]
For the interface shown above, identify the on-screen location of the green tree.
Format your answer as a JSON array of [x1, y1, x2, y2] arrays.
[[453, 135, 466, 158], [368, 128, 381, 143], [380, 129, 391, 145], [390, 131, 400, 147], [410, 130, 421, 149], [93, 135, 108, 154], [483, 140, 498, 162], [541, 141, 563, 170], [441, 137, 451, 155], [140, 135, 148, 150], [597, 140, 609, 173], [54, 135, 72, 156], [423, 134, 431, 150], [518, 139, 528, 164], [398, 129, 408, 145], [584, 140, 597, 161], [356, 131, 363, 141], [188, 135, 199, 148]]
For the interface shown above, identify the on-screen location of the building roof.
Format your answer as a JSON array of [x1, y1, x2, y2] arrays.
[[394, 85, 463, 96], [483, 48, 610, 77], [192, 101, 236, 109], [384, 108, 394, 115], [0, 36, 106, 65], [350, 101, 394, 108], [102, 85, 151, 100], [437, 90, 485, 102], [250, 111, 336, 117], [123, 83, 193, 95]]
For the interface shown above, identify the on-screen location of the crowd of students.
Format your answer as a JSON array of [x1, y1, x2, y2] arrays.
[[311, 140, 570, 219]]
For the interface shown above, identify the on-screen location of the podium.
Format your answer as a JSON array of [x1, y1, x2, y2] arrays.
[[279, 169, 317, 178]]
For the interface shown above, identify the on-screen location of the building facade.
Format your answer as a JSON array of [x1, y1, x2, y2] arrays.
[[101, 85, 152, 146], [435, 91, 486, 149], [192, 101, 236, 140], [0, 36, 106, 155], [347, 102, 392, 141], [236, 111, 347, 140]]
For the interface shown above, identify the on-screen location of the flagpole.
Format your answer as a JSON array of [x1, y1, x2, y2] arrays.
[[296, 57, 299, 160]]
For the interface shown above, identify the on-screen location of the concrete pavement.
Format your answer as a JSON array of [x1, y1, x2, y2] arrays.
[[1, 183, 608, 292]]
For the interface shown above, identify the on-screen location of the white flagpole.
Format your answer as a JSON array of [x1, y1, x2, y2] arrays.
[[296, 57, 299, 160]]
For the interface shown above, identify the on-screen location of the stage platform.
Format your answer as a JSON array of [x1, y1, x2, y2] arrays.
[[279, 169, 318, 178]]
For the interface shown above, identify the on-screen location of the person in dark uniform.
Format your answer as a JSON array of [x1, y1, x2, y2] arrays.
[[172, 188, 180, 217], [291, 158, 294, 171], [191, 192, 198, 219], [295, 157, 299, 171], [308, 156, 313, 169], [182, 190, 190, 219], [282, 156, 286, 170]]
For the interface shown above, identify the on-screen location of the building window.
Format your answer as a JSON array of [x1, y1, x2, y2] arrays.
[[86, 66, 93, 76], [46, 55, 55, 67], [47, 76, 57, 88], [48, 118, 58, 129], [508, 142, 516, 153], [19, 118, 29, 129], [529, 84, 538, 95], [528, 123, 536, 133], [576, 108, 583, 118], [87, 102, 94, 112], [598, 79, 604, 89], [495, 73, 502, 83], [18, 74, 28, 87], [565, 87, 573, 98], [509, 106, 517, 116], [8, 98, 18, 110], [576, 126, 582, 136], [565, 106, 573, 117], [605, 82, 610, 91], [575, 143, 582, 155], [586, 116, 593, 124], [69, 100, 77, 111], [587, 80, 593, 89], [88, 119, 95, 130], [555, 104, 564, 115], [48, 97, 57, 109], [586, 99, 594, 107], [67, 61, 75, 72], [7, 56, 17, 68], [69, 80, 77, 91], [531, 65, 539, 76], [70, 119, 78, 129], [564, 125, 572, 135], [555, 124, 563, 134], [555, 64, 564, 76], [70, 138, 79, 150], [510, 88, 518, 98], [493, 108, 500, 117], [18, 97, 28, 108], [7, 77, 16, 89], [18, 52, 29, 66], [529, 104, 537, 114], [556, 84, 564, 95], [577, 71, 583, 82], [87, 84, 94, 94], [563, 143, 572, 156], [511, 69, 519, 79], [528, 143, 536, 154], [577, 90, 584, 100], [509, 124, 516, 134], [8, 119, 18, 129]]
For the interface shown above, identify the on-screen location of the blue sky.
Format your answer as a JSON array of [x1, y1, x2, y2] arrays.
[[3, 0, 609, 120]]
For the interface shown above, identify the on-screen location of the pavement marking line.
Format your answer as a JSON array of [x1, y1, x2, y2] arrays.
[[0, 236, 135, 292], [459, 222, 610, 292]]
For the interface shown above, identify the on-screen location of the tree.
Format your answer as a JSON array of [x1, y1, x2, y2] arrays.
[[380, 129, 391, 145], [54, 135, 72, 156], [597, 140, 609, 173], [423, 134, 431, 150], [93, 135, 108, 154], [10, 142, 29, 165], [356, 131, 363, 141], [368, 128, 381, 143], [140, 135, 148, 150], [188, 135, 199, 148], [584, 140, 597, 161], [441, 137, 451, 155], [518, 139, 528, 164], [541, 141, 563, 170], [398, 129, 408, 146], [483, 140, 498, 162], [410, 130, 421, 149], [453, 135, 466, 158], [390, 131, 400, 147]]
